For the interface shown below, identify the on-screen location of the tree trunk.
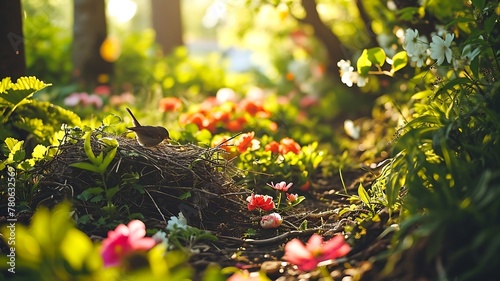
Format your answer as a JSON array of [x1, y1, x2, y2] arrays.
[[300, 0, 345, 74], [72, 0, 113, 89], [0, 0, 26, 80], [151, 0, 183, 55]]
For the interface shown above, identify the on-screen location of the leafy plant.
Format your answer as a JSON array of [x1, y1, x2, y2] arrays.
[[0, 76, 81, 146]]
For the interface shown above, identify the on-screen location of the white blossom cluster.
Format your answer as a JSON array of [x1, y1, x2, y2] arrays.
[[403, 28, 480, 70], [338, 28, 481, 88], [337, 59, 369, 87]]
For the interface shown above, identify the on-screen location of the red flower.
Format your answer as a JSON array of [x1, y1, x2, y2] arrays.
[[212, 110, 231, 122], [260, 213, 283, 229], [180, 112, 216, 132], [235, 132, 256, 153], [100, 220, 157, 267], [94, 85, 111, 96], [279, 137, 301, 155], [159, 97, 182, 112], [226, 116, 247, 132], [265, 141, 280, 153], [239, 99, 267, 116], [212, 135, 233, 152], [283, 234, 350, 271], [246, 194, 275, 211], [300, 181, 311, 191], [267, 181, 293, 192]]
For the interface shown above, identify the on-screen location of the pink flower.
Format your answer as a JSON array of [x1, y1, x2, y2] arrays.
[[260, 213, 283, 229], [85, 94, 103, 108], [267, 181, 293, 192], [63, 92, 103, 108], [286, 193, 299, 203], [283, 234, 350, 271], [64, 92, 86, 107], [246, 194, 275, 211], [100, 220, 157, 267]]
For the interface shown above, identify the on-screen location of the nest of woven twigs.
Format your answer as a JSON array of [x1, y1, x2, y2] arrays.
[[31, 129, 249, 232]]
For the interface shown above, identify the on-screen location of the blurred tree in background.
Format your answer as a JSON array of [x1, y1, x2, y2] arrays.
[[0, 0, 26, 80], [151, 0, 184, 55], [72, 0, 113, 89]]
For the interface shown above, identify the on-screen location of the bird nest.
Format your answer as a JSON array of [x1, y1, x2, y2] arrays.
[[31, 128, 249, 233]]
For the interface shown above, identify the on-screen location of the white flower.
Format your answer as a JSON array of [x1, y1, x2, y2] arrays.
[[429, 33, 454, 65], [337, 60, 353, 73], [403, 29, 420, 55], [461, 44, 480, 62], [166, 212, 188, 231], [356, 75, 369, 87], [152, 230, 169, 247], [453, 44, 481, 70], [216, 87, 237, 104], [410, 42, 430, 67], [260, 213, 283, 229], [344, 120, 360, 139], [341, 71, 357, 87]]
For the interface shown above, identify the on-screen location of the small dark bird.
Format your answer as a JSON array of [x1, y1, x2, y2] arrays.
[[126, 108, 170, 147]]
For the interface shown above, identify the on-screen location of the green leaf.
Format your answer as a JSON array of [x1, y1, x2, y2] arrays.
[[357, 49, 371, 75], [32, 144, 48, 160], [106, 186, 120, 201], [185, 123, 199, 134], [471, 0, 485, 9], [358, 183, 371, 207], [0, 77, 13, 93], [411, 89, 433, 100], [60, 228, 93, 270], [179, 191, 192, 200], [367, 47, 386, 66], [299, 219, 308, 230], [484, 13, 497, 35], [5, 137, 23, 152], [0, 76, 51, 105], [77, 187, 105, 201], [391, 51, 408, 72], [196, 129, 213, 144], [434, 78, 471, 99], [70, 162, 102, 173], [83, 132, 98, 165], [97, 146, 117, 173], [102, 114, 122, 126]]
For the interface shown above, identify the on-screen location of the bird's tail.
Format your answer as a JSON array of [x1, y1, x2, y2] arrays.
[[126, 108, 141, 127]]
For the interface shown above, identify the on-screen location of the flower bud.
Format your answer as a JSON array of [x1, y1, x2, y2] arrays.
[[260, 213, 283, 229]]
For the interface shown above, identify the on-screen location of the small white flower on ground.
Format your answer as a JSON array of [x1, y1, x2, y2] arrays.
[[166, 212, 188, 231], [260, 213, 283, 229], [152, 230, 169, 247], [429, 33, 454, 65]]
